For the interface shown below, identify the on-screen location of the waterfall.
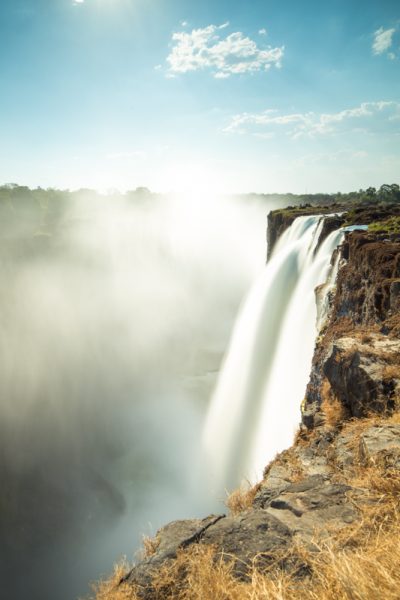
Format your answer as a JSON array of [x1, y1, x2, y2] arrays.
[[202, 215, 346, 493]]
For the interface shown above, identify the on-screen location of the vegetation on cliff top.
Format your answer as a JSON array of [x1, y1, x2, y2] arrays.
[[271, 183, 400, 221], [367, 215, 400, 234]]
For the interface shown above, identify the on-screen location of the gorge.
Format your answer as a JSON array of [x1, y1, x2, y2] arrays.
[[104, 203, 400, 600]]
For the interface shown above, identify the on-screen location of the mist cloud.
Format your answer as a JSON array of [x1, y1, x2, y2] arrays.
[[0, 189, 274, 599]]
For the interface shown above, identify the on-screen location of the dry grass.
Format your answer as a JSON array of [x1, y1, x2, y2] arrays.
[[225, 481, 261, 515], [383, 364, 399, 380], [141, 534, 161, 559], [92, 513, 400, 600], [89, 560, 139, 600], [263, 447, 305, 482], [339, 412, 400, 442], [360, 332, 373, 344], [320, 378, 347, 428]]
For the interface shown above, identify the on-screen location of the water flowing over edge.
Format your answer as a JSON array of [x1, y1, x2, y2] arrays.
[[202, 215, 348, 494]]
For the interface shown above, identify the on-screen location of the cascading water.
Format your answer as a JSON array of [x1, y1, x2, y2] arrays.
[[202, 214, 346, 493]]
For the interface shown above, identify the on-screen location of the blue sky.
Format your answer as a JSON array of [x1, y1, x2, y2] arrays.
[[0, 0, 399, 193]]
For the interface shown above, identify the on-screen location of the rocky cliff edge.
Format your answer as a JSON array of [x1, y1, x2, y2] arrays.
[[92, 205, 400, 600]]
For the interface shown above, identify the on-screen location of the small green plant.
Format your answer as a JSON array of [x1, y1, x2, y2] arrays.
[[368, 216, 400, 234]]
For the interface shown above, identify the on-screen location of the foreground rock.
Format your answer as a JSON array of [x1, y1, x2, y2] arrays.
[[124, 417, 400, 596]]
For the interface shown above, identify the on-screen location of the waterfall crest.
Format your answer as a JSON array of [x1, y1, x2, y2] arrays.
[[202, 215, 345, 492]]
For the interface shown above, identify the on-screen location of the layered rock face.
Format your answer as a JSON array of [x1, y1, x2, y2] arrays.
[[303, 229, 400, 428], [118, 206, 400, 598]]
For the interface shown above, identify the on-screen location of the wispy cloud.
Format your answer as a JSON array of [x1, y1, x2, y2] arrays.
[[73, 0, 85, 4], [372, 26, 397, 57], [166, 23, 284, 78], [224, 101, 400, 139]]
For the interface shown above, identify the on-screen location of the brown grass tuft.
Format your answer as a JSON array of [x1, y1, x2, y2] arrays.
[[320, 378, 347, 428], [88, 559, 139, 600], [263, 447, 305, 483], [141, 534, 161, 559], [225, 481, 261, 515], [383, 364, 399, 380]]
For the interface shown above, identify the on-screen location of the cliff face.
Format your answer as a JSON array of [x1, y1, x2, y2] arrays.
[[100, 205, 400, 600], [303, 229, 400, 428]]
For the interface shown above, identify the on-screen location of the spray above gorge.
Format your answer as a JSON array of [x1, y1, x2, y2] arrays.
[[0, 187, 280, 600]]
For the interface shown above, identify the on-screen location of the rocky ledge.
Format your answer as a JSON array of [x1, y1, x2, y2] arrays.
[[106, 204, 400, 599]]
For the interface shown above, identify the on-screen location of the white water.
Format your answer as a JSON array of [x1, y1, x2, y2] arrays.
[[202, 215, 346, 492]]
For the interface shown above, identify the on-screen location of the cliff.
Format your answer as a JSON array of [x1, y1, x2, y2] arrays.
[[93, 205, 400, 600]]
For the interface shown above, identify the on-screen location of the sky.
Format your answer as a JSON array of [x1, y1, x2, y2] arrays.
[[0, 0, 399, 194]]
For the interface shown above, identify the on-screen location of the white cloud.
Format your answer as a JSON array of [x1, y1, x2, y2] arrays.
[[372, 26, 396, 55], [166, 23, 284, 78], [181, 21, 188, 27], [224, 101, 400, 139], [259, 28, 267, 36], [73, 0, 85, 4]]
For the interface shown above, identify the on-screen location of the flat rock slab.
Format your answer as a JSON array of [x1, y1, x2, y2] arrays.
[[261, 476, 358, 539], [201, 510, 292, 575], [359, 424, 400, 467]]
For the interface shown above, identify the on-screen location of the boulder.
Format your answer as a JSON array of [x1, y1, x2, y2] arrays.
[[359, 424, 400, 468], [323, 335, 400, 417]]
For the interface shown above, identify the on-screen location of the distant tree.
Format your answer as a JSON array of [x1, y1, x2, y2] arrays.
[[365, 187, 376, 198], [378, 184, 400, 203]]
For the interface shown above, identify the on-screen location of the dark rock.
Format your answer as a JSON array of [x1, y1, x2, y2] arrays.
[[201, 510, 292, 577], [124, 515, 224, 589], [302, 408, 315, 429], [323, 335, 400, 417], [390, 279, 400, 312], [316, 215, 346, 250]]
